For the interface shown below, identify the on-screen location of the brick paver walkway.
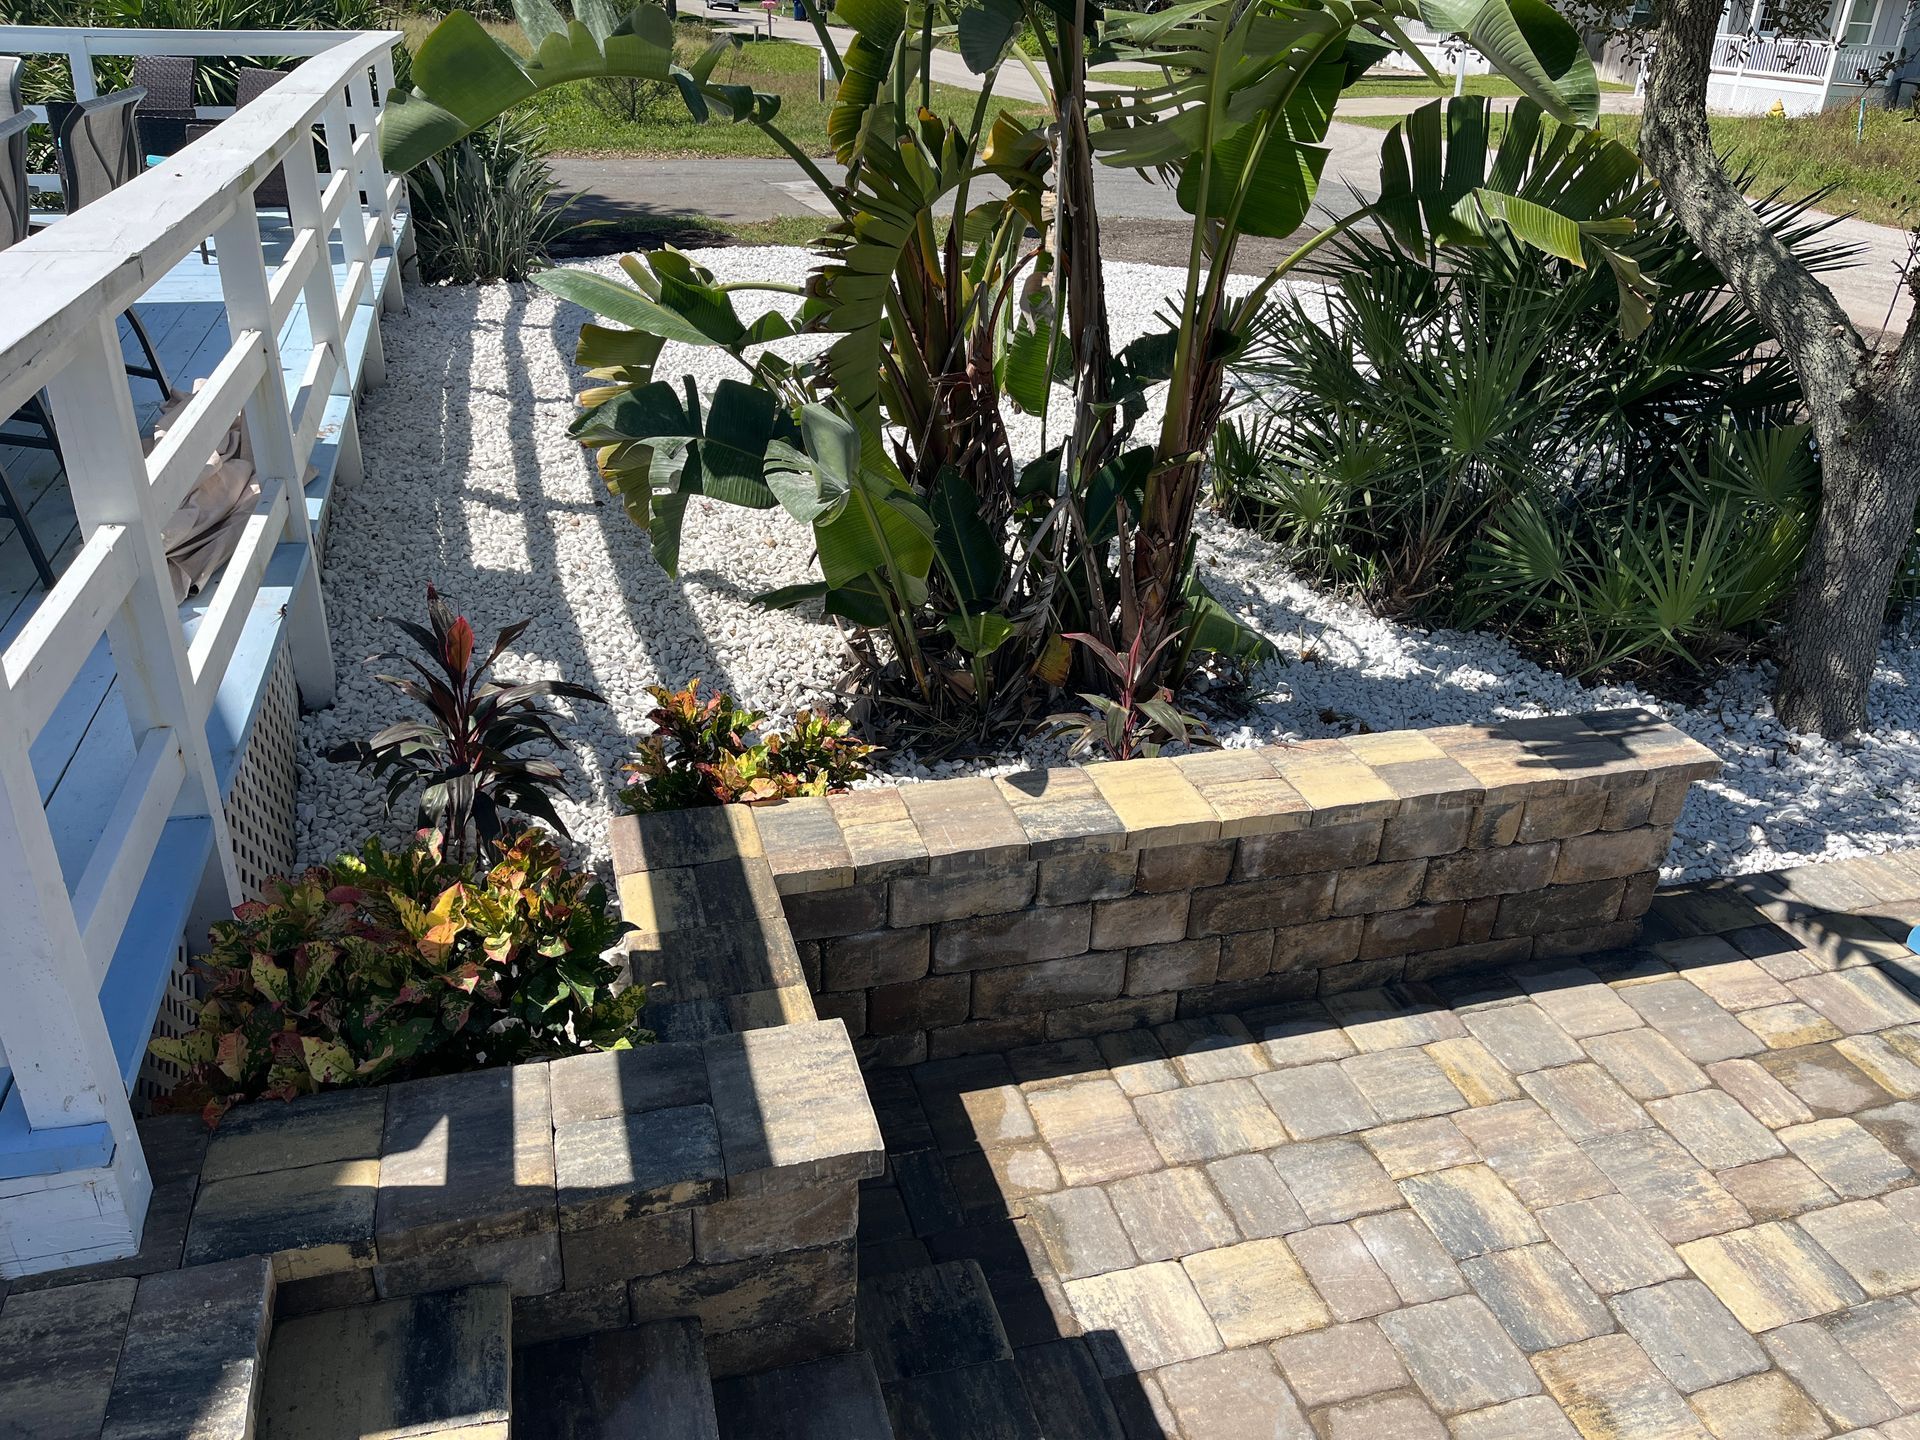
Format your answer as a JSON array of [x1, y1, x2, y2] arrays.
[[853, 851, 1920, 1438]]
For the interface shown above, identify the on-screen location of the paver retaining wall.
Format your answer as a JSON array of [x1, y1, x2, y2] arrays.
[[739, 711, 1721, 1068]]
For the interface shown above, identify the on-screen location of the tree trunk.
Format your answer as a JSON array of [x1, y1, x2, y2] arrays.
[[1639, 0, 1920, 738], [1775, 403, 1920, 735]]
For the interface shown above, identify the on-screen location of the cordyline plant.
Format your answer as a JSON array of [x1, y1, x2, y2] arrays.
[[327, 586, 606, 862], [151, 830, 640, 1125], [387, 0, 1653, 750], [620, 679, 876, 811]]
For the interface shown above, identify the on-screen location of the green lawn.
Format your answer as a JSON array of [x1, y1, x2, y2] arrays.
[[1340, 104, 1920, 227], [401, 14, 1047, 159]]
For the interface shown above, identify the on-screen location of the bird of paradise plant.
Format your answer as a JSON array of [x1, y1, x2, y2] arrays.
[[383, 0, 1653, 751]]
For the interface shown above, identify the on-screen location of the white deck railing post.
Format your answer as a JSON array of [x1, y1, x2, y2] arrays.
[[43, 316, 243, 910], [212, 196, 337, 710], [0, 673, 152, 1270], [320, 92, 386, 388]]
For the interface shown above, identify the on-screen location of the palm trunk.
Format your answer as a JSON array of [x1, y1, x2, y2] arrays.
[[1639, 0, 1920, 738]]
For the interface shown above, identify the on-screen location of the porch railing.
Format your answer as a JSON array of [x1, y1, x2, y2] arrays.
[[1708, 29, 1882, 84], [0, 25, 401, 1276]]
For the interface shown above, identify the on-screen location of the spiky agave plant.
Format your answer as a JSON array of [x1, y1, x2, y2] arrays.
[[327, 586, 606, 863]]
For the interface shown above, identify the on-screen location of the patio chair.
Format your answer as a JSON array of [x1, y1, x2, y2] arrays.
[[130, 54, 197, 160], [55, 88, 175, 397], [0, 106, 58, 590], [188, 67, 294, 213]]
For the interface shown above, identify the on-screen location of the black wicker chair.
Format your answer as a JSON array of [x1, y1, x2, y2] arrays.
[[130, 54, 197, 160]]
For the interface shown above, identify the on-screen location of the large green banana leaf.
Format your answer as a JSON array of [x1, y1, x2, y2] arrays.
[[381, 0, 740, 170]]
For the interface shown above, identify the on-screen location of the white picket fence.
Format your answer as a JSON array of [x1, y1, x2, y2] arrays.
[[0, 25, 403, 1276]]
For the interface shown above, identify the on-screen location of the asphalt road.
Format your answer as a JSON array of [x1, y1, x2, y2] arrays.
[[546, 2, 1914, 331]]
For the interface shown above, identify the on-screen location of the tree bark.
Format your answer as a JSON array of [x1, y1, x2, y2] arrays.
[[1639, 0, 1920, 738]]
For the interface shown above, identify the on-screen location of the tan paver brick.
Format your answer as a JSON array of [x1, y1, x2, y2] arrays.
[[1288, 1222, 1401, 1322], [1205, 1153, 1308, 1239], [1157, 1015, 1270, 1084], [1026, 1078, 1162, 1187], [1026, 1186, 1137, 1281], [1459, 1243, 1612, 1352], [1518, 1061, 1650, 1142], [1716, 1156, 1838, 1221], [1795, 1198, 1920, 1296], [1763, 1317, 1904, 1428], [1756, 1043, 1897, 1117], [1678, 1221, 1867, 1330], [1451, 1101, 1612, 1208], [1250, 1003, 1358, 1068], [1108, 1168, 1239, 1264], [1424, 1037, 1524, 1107], [1340, 1050, 1467, 1123], [1611, 1278, 1769, 1392], [1779, 1117, 1912, 1197], [1535, 1194, 1687, 1295], [1064, 1260, 1225, 1375], [1835, 1032, 1920, 1099], [1584, 1028, 1712, 1099], [1583, 1129, 1751, 1244], [1829, 1297, 1920, 1409], [1360, 1116, 1477, 1180], [1093, 1028, 1182, 1096], [1448, 1395, 1581, 1439], [1182, 1236, 1331, 1344], [1704, 1058, 1816, 1129], [1686, 1371, 1829, 1440], [1353, 1210, 1467, 1305], [1533, 1333, 1713, 1440], [1084, 758, 1220, 849], [1268, 1138, 1403, 1225], [1153, 1348, 1313, 1440], [1133, 1078, 1288, 1165], [1320, 1390, 1447, 1440], [1739, 1002, 1844, 1050], [1516, 966, 1643, 1038], [1645, 1089, 1786, 1169], [1323, 989, 1467, 1051], [1399, 1165, 1543, 1259], [1462, 1004, 1585, 1073], [1271, 1319, 1409, 1408], [1253, 1062, 1380, 1139], [1377, 1295, 1540, 1414]]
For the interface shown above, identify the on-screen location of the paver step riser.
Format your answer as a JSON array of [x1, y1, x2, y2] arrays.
[[259, 1283, 512, 1440], [514, 1318, 720, 1440]]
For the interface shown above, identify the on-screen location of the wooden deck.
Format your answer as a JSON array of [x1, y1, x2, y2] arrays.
[[0, 208, 389, 925]]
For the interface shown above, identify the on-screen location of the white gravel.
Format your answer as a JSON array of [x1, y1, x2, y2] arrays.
[[296, 247, 1920, 884]]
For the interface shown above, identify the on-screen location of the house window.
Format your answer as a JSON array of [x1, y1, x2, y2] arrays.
[[1841, 0, 1874, 46]]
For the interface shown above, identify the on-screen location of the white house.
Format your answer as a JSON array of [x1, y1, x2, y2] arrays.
[[1598, 0, 1920, 113]]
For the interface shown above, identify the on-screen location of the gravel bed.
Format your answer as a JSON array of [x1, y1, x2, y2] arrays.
[[296, 247, 1920, 884]]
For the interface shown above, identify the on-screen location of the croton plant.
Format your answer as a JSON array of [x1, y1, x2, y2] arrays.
[[153, 830, 639, 1124]]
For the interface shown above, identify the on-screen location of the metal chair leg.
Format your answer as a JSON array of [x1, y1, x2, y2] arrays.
[[123, 306, 175, 397], [0, 460, 57, 591]]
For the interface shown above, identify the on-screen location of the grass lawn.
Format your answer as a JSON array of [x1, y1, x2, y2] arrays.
[[401, 14, 1047, 159], [1339, 104, 1920, 227]]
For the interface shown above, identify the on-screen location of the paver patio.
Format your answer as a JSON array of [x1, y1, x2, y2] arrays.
[[851, 850, 1920, 1438]]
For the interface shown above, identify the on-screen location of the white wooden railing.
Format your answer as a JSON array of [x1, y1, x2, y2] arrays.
[[1709, 30, 1833, 75], [0, 26, 402, 1275]]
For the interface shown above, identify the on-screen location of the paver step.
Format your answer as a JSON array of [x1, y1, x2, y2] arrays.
[[258, 1283, 511, 1440], [513, 1318, 720, 1440], [712, 1350, 894, 1440], [0, 1255, 274, 1440]]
